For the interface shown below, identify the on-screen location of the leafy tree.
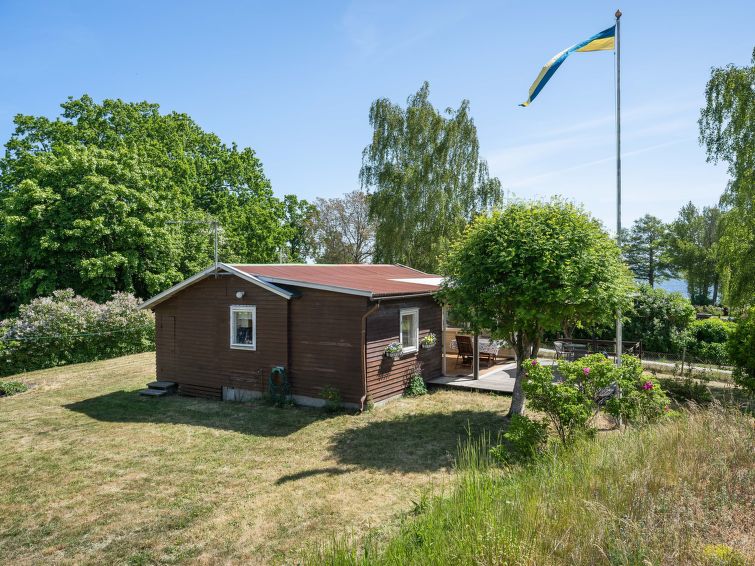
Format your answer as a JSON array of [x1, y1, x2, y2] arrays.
[[361, 82, 503, 273], [622, 285, 696, 354], [621, 214, 673, 287], [667, 202, 722, 304], [699, 49, 755, 306], [311, 190, 374, 263], [727, 306, 755, 394], [0, 95, 307, 310], [281, 195, 316, 263], [439, 199, 633, 416]]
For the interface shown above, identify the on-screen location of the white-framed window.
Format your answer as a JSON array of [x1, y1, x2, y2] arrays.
[[230, 305, 256, 350], [400, 308, 419, 353]]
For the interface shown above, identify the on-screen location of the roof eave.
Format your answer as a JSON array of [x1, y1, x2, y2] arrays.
[[139, 263, 294, 310]]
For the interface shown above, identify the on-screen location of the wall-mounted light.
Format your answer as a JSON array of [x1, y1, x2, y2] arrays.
[[235, 291, 245, 299]]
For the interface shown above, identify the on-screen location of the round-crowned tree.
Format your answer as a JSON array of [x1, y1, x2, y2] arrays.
[[439, 199, 634, 416]]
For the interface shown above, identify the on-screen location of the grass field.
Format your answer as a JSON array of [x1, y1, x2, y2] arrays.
[[0, 353, 508, 565], [310, 408, 755, 565]]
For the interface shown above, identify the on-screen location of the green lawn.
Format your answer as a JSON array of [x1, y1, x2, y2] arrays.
[[310, 408, 755, 565], [0, 353, 508, 565]]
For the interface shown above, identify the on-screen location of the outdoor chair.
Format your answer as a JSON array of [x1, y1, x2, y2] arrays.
[[554, 341, 566, 360], [455, 335, 475, 367]]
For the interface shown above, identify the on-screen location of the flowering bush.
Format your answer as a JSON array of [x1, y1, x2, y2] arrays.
[[558, 354, 670, 425], [524, 354, 671, 444], [1, 290, 154, 376], [523, 360, 594, 444]]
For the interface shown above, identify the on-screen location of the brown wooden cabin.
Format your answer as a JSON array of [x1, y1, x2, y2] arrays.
[[140, 263, 443, 409]]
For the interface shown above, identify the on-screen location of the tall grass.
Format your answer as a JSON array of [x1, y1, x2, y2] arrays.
[[307, 408, 754, 565]]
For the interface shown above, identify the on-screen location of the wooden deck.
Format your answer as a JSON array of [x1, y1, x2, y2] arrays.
[[429, 358, 556, 394]]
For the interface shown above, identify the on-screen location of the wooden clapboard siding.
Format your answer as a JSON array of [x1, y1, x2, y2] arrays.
[[151, 271, 443, 406], [288, 288, 368, 404], [153, 275, 288, 395], [365, 296, 442, 403]]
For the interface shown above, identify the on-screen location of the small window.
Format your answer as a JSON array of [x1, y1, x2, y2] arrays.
[[230, 305, 256, 350], [400, 308, 419, 353]]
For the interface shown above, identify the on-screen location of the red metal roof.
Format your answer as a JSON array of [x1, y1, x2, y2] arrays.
[[231, 264, 442, 298]]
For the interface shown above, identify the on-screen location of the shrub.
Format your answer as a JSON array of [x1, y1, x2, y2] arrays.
[[0, 380, 28, 397], [490, 415, 548, 465], [405, 364, 428, 397], [320, 385, 342, 412], [0, 290, 154, 376], [622, 285, 696, 353], [727, 306, 755, 395], [689, 318, 735, 344], [525, 355, 671, 442], [659, 377, 714, 405], [523, 360, 593, 444]]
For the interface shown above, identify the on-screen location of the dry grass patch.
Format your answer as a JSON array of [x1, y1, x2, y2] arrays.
[[0, 353, 508, 564]]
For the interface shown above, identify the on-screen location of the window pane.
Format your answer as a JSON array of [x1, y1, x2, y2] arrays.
[[234, 310, 254, 345], [401, 312, 417, 349]]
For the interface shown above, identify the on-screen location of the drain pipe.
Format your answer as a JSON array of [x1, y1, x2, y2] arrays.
[[360, 300, 381, 411]]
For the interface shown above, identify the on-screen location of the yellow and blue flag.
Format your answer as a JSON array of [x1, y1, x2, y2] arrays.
[[520, 26, 615, 107]]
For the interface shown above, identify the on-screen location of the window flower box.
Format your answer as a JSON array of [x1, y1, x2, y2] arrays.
[[384, 342, 403, 359], [420, 333, 437, 349]]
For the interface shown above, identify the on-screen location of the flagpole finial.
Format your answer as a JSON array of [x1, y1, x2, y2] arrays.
[[615, 9, 622, 18]]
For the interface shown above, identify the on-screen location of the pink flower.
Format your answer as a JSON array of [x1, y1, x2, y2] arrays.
[[583, 367, 590, 376], [530, 359, 538, 366], [642, 381, 654, 390]]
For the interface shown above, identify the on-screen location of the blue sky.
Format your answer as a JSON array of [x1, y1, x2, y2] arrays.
[[1, 0, 752, 232]]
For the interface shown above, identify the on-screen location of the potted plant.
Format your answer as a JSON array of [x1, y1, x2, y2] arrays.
[[384, 342, 403, 359], [420, 333, 437, 349]]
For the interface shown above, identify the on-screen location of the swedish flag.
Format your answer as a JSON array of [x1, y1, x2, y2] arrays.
[[520, 26, 615, 107]]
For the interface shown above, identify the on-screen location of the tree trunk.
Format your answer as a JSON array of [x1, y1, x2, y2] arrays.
[[507, 331, 528, 417], [648, 249, 655, 287], [712, 273, 719, 305]]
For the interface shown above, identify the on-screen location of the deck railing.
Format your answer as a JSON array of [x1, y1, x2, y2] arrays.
[[554, 338, 643, 359]]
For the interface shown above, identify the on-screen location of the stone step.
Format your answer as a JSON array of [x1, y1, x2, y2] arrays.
[[139, 388, 169, 397], [146, 381, 177, 391]]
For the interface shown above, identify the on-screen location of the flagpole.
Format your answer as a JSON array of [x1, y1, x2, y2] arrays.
[[615, 8, 623, 366]]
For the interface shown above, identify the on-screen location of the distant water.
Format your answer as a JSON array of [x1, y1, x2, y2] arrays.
[[657, 278, 688, 298]]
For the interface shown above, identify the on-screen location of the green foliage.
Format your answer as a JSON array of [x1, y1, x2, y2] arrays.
[[0, 95, 309, 312], [523, 360, 593, 444], [489, 414, 548, 465], [699, 49, 755, 306], [727, 306, 755, 394], [659, 377, 714, 405], [404, 366, 428, 397], [320, 385, 342, 412], [311, 191, 374, 263], [0, 380, 28, 396], [361, 82, 503, 273], [0, 289, 154, 376], [689, 317, 735, 343], [666, 202, 722, 305], [622, 284, 696, 353], [525, 355, 671, 443], [620, 214, 674, 287], [309, 409, 753, 565], [439, 199, 634, 415]]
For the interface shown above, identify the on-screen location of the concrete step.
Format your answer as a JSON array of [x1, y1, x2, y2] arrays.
[[146, 381, 177, 391], [139, 388, 169, 397]]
